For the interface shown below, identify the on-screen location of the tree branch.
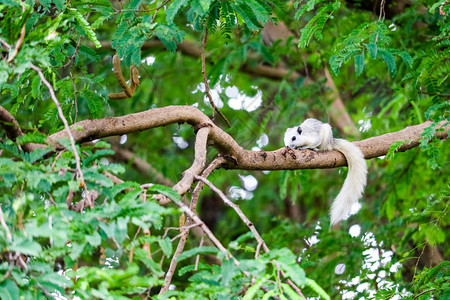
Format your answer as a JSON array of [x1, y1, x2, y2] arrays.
[[0, 105, 41, 152], [172, 126, 210, 195], [0, 207, 12, 242], [195, 175, 305, 297], [159, 156, 227, 293], [159, 126, 211, 291], [48, 106, 449, 171], [30, 64, 88, 189], [200, 27, 231, 128], [195, 175, 269, 254]]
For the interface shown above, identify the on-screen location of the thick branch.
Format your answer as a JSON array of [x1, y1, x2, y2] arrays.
[[172, 126, 210, 195], [48, 106, 449, 171]]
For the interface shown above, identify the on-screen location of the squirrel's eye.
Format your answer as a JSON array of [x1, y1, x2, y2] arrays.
[[291, 136, 296, 141], [297, 127, 302, 135]]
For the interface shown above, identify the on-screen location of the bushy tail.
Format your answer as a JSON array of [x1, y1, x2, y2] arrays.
[[330, 139, 367, 225]]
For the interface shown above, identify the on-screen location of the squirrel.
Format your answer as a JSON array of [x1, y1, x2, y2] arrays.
[[283, 118, 367, 225]]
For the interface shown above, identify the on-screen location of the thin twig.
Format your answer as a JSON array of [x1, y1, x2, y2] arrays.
[[414, 288, 437, 299], [151, 0, 172, 23], [62, 11, 91, 68], [62, 37, 82, 68], [191, 156, 226, 210], [375, 0, 386, 43], [29, 63, 88, 199], [201, 27, 231, 128], [194, 236, 204, 270], [195, 175, 269, 253], [194, 175, 305, 297], [158, 156, 226, 293], [160, 129, 213, 293], [158, 196, 242, 294], [0, 207, 12, 242], [7, 2, 26, 63], [170, 199, 237, 262], [35, 281, 53, 297], [70, 73, 79, 122], [160, 223, 189, 293]]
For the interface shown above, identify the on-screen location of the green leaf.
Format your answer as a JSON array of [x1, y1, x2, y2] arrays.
[[110, 182, 140, 199], [398, 51, 413, 68], [16, 131, 47, 145], [10, 238, 42, 256], [38, 272, 74, 289], [177, 246, 219, 261], [84, 171, 114, 187], [354, 51, 365, 76], [22, 148, 52, 163], [149, 184, 181, 202], [305, 278, 330, 300], [158, 237, 173, 257], [83, 149, 115, 166], [70, 8, 101, 48], [241, 0, 269, 25], [366, 42, 378, 59], [329, 55, 342, 75], [78, 44, 100, 62], [166, 0, 189, 23], [0, 280, 19, 300], [379, 49, 397, 76], [243, 278, 264, 300], [115, 216, 129, 243], [281, 283, 304, 300], [232, 2, 260, 31], [386, 140, 409, 160], [81, 90, 104, 118], [86, 231, 101, 247], [31, 75, 41, 99], [99, 222, 116, 238], [220, 258, 235, 286], [279, 170, 290, 199], [198, 0, 211, 12]]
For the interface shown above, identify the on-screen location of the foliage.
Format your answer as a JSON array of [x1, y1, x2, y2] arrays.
[[0, 0, 449, 298]]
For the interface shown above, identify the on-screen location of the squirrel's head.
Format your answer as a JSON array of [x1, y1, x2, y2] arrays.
[[284, 126, 303, 149]]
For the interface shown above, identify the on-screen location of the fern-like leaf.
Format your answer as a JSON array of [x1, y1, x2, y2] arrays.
[[166, 0, 189, 24], [69, 8, 101, 48]]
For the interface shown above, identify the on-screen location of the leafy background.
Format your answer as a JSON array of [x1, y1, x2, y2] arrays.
[[0, 0, 449, 299]]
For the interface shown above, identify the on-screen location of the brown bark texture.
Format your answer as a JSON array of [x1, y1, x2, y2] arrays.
[[47, 105, 449, 171]]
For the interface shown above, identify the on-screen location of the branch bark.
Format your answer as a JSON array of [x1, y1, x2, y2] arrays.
[[48, 106, 449, 171], [159, 157, 227, 293], [172, 126, 210, 195]]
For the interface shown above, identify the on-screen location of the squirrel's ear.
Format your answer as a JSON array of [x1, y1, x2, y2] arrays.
[[297, 127, 302, 135]]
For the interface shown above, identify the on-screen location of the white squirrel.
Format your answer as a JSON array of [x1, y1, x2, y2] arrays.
[[283, 118, 367, 225]]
